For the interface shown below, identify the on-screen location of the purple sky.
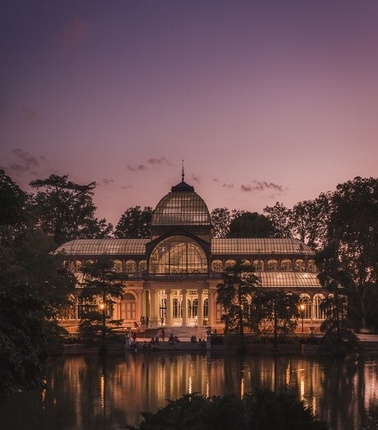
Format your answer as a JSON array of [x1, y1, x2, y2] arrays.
[[2, 1, 378, 226]]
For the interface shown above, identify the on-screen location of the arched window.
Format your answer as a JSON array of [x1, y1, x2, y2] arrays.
[[253, 259, 264, 271], [308, 260, 316, 272], [189, 298, 198, 318], [281, 259, 292, 271], [241, 259, 251, 266], [203, 298, 209, 320], [313, 294, 326, 320], [150, 236, 208, 274], [212, 260, 223, 272], [225, 259, 236, 268], [125, 260, 137, 272], [113, 259, 122, 272], [299, 294, 311, 319], [267, 259, 278, 271], [138, 260, 147, 272], [295, 259, 305, 271]]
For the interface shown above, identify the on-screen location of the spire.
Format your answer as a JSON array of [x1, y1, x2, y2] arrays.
[[171, 160, 194, 192]]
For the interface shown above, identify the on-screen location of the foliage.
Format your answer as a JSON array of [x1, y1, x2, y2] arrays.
[[262, 202, 292, 238], [316, 243, 361, 355], [79, 257, 128, 349], [326, 176, 378, 330], [216, 263, 260, 350], [126, 390, 329, 430], [252, 290, 299, 348], [30, 174, 112, 245], [244, 388, 328, 430], [228, 211, 275, 238], [0, 172, 76, 392], [114, 205, 153, 238], [0, 169, 28, 228], [211, 207, 233, 238], [264, 194, 331, 251]]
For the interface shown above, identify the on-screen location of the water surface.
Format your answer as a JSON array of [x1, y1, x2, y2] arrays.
[[1, 352, 377, 430]]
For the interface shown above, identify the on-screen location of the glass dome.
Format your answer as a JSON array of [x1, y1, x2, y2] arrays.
[[152, 180, 211, 226], [149, 236, 208, 274]]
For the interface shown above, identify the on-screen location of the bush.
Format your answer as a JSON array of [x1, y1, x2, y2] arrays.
[[126, 389, 329, 430]]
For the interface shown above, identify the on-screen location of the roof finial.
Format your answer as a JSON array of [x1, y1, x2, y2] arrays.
[[181, 159, 185, 182]]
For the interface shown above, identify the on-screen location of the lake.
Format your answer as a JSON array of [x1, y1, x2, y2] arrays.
[[0, 351, 377, 430]]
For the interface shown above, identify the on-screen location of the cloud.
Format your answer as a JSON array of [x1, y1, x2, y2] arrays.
[[21, 106, 37, 122], [0, 148, 52, 187], [4, 148, 40, 174], [191, 174, 200, 184], [127, 164, 146, 172], [103, 178, 114, 185], [241, 181, 285, 193], [56, 16, 89, 48], [213, 178, 234, 188], [121, 184, 133, 190], [147, 157, 173, 166]]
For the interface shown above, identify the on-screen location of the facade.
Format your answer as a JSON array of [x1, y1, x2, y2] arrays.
[[56, 177, 326, 333]]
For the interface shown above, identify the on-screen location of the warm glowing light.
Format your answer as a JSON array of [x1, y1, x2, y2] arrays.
[[300, 303, 305, 312]]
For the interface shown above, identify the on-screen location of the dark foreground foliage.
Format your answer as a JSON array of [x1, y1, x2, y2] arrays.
[[126, 389, 329, 430]]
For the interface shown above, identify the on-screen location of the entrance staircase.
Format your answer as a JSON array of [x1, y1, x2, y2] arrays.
[[143, 326, 208, 342]]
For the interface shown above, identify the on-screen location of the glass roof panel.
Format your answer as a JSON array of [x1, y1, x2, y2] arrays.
[[55, 239, 149, 256], [152, 191, 211, 226], [255, 271, 321, 288], [211, 238, 314, 256]]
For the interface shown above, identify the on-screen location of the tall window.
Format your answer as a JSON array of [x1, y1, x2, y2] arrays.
[[313, 294, 326, 320], [300, 294, 311, 319], [150, 236, 208, 274]]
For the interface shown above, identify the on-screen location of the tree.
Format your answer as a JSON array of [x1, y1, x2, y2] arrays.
[[290, 194, 331, 251], [216, 263, 260, 351], [326, 177, 378, 330], [79, 257, 128, 353], [114, 206, 153, 238], [0, 169, 28, 228], [211, 207, 232, 238], [263, 202, 292, 238], [264, 195, 331, 250], [252, 290, 299, 349], [228, 212, 275, 238], [316, 242, 360, 356], [30, 174, 112, 244], [0, 173, 75, 392], [126, 390, 329, 430]]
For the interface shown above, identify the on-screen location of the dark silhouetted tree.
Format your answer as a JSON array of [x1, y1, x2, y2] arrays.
[[79, 257, 128, 352], [115, 206, 152, 238], [216, 262, 260, 351], [30, 174, 112, 244], [228, 211, 275, 238]]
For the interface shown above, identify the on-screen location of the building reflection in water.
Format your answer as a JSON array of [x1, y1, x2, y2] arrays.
[[0, 353, 377, 430]]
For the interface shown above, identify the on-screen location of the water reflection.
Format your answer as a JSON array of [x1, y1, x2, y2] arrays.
[[0, 352, 377, 430]]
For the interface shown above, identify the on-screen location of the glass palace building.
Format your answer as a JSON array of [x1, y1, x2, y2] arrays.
[[56, 177, 326, 333]]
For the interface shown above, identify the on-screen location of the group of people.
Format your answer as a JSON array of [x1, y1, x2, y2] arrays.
[[190, 335, 207, 347]]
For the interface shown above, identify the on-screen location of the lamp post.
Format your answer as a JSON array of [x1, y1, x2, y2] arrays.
[[300, 303, 305, 333], [99, 302, 106, 353]]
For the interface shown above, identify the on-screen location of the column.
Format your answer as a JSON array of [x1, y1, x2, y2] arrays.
[[137, 290, 144, 322], [182, 289, 187, 327], [166, 289, 172, 326], [208, 290, 214, 327], [197, 289, 204, 326], [150, 289, 158, 327]]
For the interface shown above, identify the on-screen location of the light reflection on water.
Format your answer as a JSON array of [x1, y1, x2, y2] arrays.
[[0, 352, 377, 430]]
